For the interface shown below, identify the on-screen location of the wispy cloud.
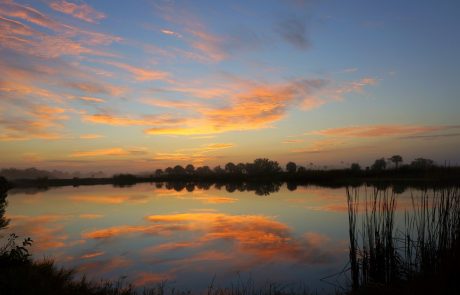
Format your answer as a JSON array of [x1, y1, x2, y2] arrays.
[[70, 147, 148, 157], [49, 0, 106, 23], [311, 125, 448, 138], [79, 133, 103, 139], [79, 96, 105, 103], [101, 60, 170, 81], [160, 29, 182, 38], [276, 16, 310, 50]]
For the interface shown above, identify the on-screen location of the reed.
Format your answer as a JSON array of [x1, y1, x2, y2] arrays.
[[346, 186, 460, 293]]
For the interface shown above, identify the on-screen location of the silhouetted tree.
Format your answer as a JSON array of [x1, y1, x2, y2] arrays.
[[286, 162, 297, 173], [185, 183, 195, 192], [246, 158, 281, 175], [286, 182, 298, 191], [165, 167, 173, 175], [236, 163, 246, 174], [185, 164, 195, 175], [196, 166, 212, 176], [389, 155, 403, 169], [297, 166, 307, 173], [350, 163, 361, 171], [0, 177, 10, 231], [213, 165, 225, 175], [371, 158, 387, 171], [224, 162, 237, 174], [154, 169, 163, 177], [172, 165, 185, 175], [411, 158, 435, 169]]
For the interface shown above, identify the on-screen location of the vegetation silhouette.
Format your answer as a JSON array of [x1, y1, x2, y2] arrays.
[[4, 157, 460, 192], [346, 186, 460, 294]]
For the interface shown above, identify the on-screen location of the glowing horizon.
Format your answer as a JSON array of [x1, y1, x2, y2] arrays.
[[1, 0, 459, 173]]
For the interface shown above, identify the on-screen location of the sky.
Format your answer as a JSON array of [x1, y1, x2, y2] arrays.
[[1, 0, 459, 173]]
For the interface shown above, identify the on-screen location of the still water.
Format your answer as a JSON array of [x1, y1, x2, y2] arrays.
[[1, 183, 418, 292]]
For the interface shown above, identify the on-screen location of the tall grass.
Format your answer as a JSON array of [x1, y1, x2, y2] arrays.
[[346, 186, 460, 293]]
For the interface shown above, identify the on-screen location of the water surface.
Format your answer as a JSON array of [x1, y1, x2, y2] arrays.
[[2, 183, 418, 292]]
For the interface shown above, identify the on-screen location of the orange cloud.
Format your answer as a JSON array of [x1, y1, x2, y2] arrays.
[[79, 133, 103, 139], [102, 60, 169, 81], [6, 214, 69, 251], [84, 212, 336, 264], [70, 147, 148, 157], [71, 194, 149, 204], [204, 143, 234, 151], [66, 82, 125, 96], [0, 104, 68, 141], [82, 113, 185, 127], [311, 125, 445, 138], [80, 251, 105, 259], [79, 96, 105, 103], [49, 0, 106, 23]]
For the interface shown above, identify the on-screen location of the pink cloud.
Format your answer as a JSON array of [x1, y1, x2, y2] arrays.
[[49, 0, 106, 23]]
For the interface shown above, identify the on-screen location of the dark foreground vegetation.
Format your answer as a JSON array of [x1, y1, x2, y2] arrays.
[[346, 186, 460, 294], [1, 176, 460, 294], [4, 157, 460, 191]]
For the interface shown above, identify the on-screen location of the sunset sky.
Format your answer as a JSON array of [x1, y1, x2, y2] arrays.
[[1, 0, 459, 173]]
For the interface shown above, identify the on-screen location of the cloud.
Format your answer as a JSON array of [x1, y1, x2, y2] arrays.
[[0, 2, 119, 58], [399, 132, 460, 140], [160, 29, 182, 38], [80, 251, 105, 259], [79, 96, 105, 103], [79, 133, 103, 139], [49, 0, 106, 23], [70, 147, 148, 157], [311, 125, 448, 138], [152, 152, 212, 165], [7, 214, 69, 251], [70, 194, 149, 204], [282, 139, 304, 144], [83, 212, 338, 265], [66, 82, 125, 96], [0, 104, 68, 141], [145, 79, 327, 136], [276, 16, 310, 49], [291, 138, 348, 154], [101, 60, 170, 81], [204, 143, 234, 151], [82, 113, 186, 127], [82, 76, 374, 137]]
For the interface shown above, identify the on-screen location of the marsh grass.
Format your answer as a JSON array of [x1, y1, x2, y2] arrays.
[[347, 186, 460, 294]]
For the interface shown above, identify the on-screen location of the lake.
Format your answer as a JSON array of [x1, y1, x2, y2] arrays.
[[0, 182, 429, 293]]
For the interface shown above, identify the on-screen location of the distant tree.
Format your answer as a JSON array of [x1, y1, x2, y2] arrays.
[[371, 158, 387, 171], [286, 162, 297, 173], [185, 164, 195, 175], [286, 182, 298, 191], [172, 165, 185, 175], [165, 167, 173, 175], [246, 158, 281, 175], [389, 155, 403, 169], [297, 166, 307, 173], [224, 162, 237, 174], [350, 163, 361, 171], [154, 169, 163, 177], [236, 163, 246, 174], [213, 165, 225, 174], [196, 166, 212, 175], [410, 158, 435, 169]]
